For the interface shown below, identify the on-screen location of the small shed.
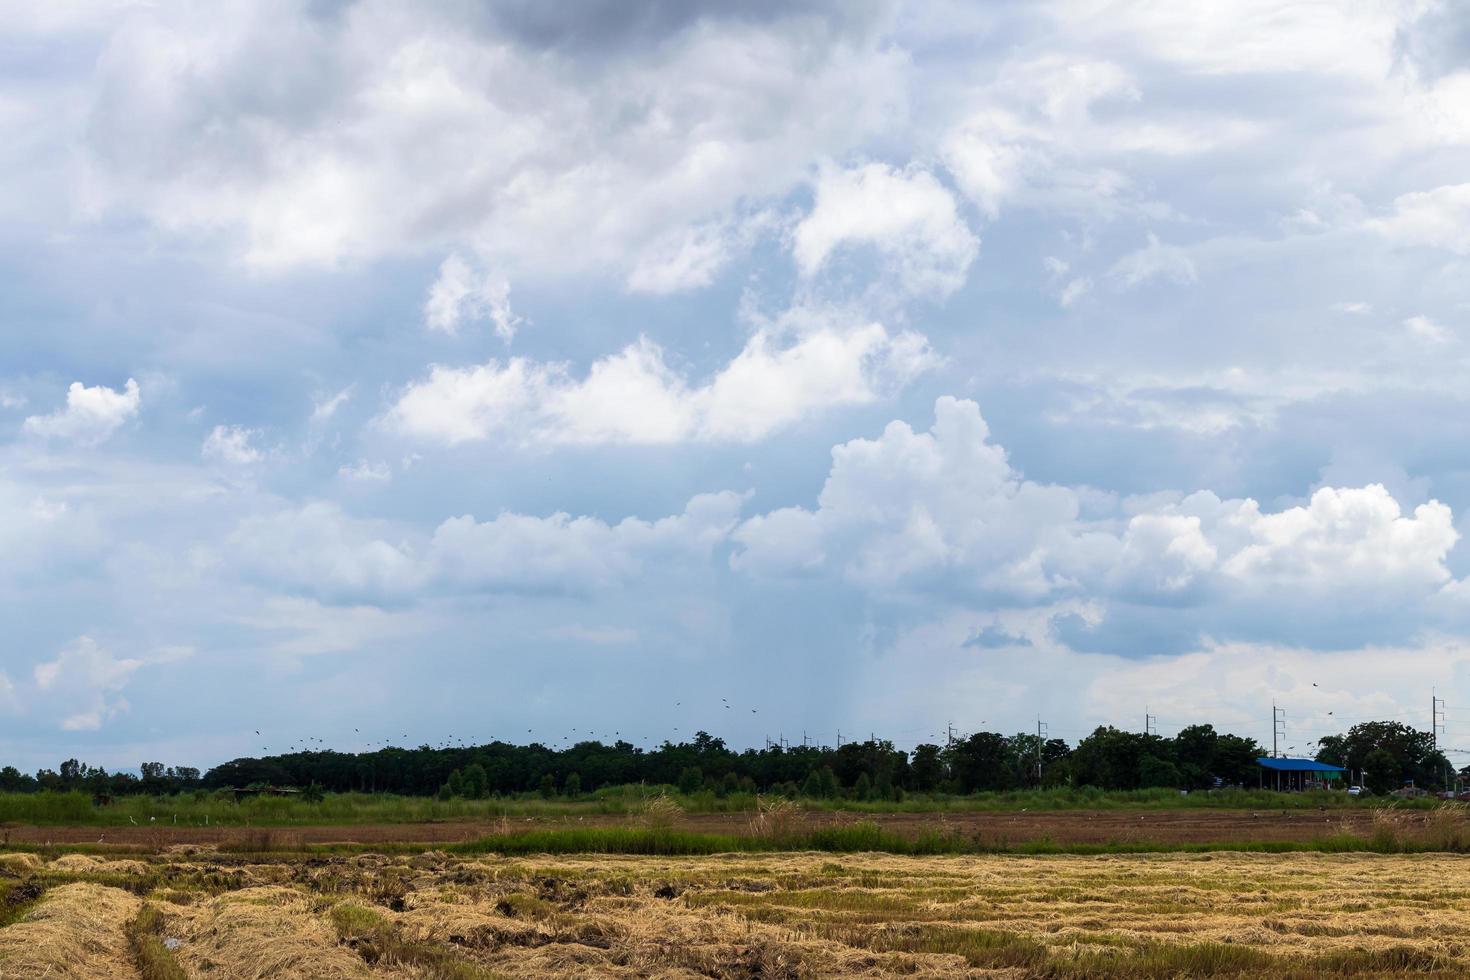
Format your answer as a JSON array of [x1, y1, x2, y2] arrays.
[[1257, 757, 1345, 791]]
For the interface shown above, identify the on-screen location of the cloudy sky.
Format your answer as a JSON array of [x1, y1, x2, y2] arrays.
[[5, 0, 1470, 772]]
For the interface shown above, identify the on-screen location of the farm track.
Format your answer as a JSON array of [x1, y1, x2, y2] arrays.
[[2, 808, 1378, 847]]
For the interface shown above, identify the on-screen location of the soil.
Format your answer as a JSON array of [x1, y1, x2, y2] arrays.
[[0, 807, 1374, 847]]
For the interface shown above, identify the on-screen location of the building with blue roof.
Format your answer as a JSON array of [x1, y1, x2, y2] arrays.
[[1256, 756, 1346, 791]]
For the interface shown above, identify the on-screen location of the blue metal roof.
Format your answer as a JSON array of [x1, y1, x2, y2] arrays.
[[1257, 757, 1345, 773]]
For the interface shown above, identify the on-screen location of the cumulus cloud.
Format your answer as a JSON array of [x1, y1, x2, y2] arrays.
[[224, 492, 744, 603], [228, 502, 424, 603], [1370, 183, 1470, 254], [23, 378, 139, 444], [1108, 232, 1198, 288], [385, 316, 936, 446], [310, 386, 353, 423], [1403, 314, 1450, 343], [792, 162, 979, 298], [732, 397, 1461, 646], [424, 254, 521, 340], [32, 636, 145, 731], [429, 491, 743, 595], [79, 1, 903, 278], [202, 424, 264, 464]]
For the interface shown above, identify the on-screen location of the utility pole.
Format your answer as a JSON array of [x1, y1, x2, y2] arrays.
[[946, 722, 954, 749], [802, 730, 810, 749], [1145, 708, 1157, 737], [1035, 718, 1048, 783], [1273, 703, 1286, 759], [1433, 691, 1446, 752], [1434, 691, 1448, 789]]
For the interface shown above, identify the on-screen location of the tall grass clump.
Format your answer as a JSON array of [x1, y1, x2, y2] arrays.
[[125, 904, 187, 980]]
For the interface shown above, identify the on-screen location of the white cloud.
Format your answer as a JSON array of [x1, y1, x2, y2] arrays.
[[1050, 0, 1399, 79], [386, 316, 937, 447], [1212, 485, 1457, 597], [733, 395, 1083, 595], [1059, 277, 1092, 307], [1108, 232, 1198, 288], [79, 3, 904, 279], [1332, 301, 1373, 315], [338, 459, 392, 483], [32, 636, 144, 731], [625, 219, 740, 295], [430, 491, 743, 595], [225, 492, 744, 603], [229, 502, 423, 603], [1403, 314, 1450, 343], [1370, 183, 1470, 254], [202, 424, 263, 464], [310, 386, 353, 424], [732, 398, 1461, 625], [234, 596, 413, 657], [23, 378, 139, 444], [424, 254, 522, 341], [792, 162, 979, 298]]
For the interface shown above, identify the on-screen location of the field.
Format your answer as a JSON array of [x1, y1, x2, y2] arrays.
[[0, 808, 1393, 850], [5, 847, 1470, 977], [0, 787, 1414, 829]]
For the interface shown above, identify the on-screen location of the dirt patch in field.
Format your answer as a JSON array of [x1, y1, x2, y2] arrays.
[[0, 807, 1375, 847]]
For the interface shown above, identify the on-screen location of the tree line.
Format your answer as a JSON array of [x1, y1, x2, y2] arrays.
[[3, 720, 1456, 799]]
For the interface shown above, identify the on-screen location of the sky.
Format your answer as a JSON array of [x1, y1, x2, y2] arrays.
[[4, 0, 1470, 774]]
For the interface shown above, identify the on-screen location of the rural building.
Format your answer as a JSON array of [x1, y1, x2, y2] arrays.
[[1256, 757, 1345, 791]]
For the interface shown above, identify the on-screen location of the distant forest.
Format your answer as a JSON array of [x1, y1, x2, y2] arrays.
[[3, 721, 1455, 799]]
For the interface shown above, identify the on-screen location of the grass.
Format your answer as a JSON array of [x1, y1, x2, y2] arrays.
[[124, 904, 187, 980], [448, 822, 1469, 857], [0, 879, 45, 927], [0, 785, 1419, 827], [330, 902, 508, 979]]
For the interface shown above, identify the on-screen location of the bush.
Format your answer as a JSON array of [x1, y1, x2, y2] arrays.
[[677, 767, 703, 795]]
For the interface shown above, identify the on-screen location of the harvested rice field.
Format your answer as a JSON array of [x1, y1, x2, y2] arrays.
[[4, 849, 1470, 977]]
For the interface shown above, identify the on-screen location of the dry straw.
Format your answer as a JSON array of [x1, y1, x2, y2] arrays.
[[0, 882, 141, 978]]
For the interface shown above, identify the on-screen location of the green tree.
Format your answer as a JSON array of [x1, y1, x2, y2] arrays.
[[460, 763, 488, 799], [801, 769, 823, 798], [909, 744, 944, 791], [1213, 734, 1264, 786], [853, 772, 873, 801], [677, 766, 703, 795], [538, 773, 557, 799], [1138, 754, 1182, 789], [1323, 721, 1440, 788], [563, 772, 582, 797], [945, 733, 1018, 792], [1364, 747, 1398, 795]]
